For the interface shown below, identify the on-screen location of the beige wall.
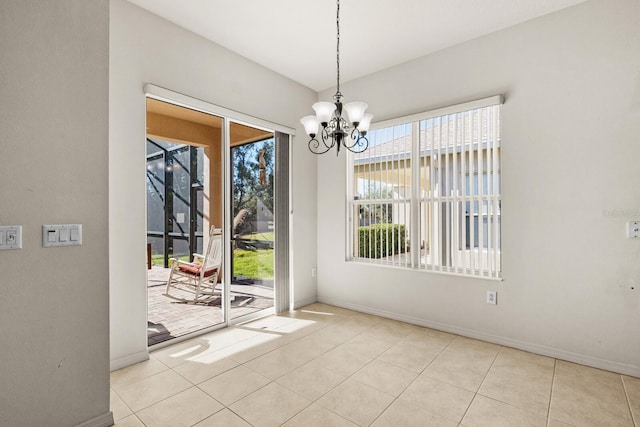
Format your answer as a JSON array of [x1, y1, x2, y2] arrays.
[[317, 0, 640, 376], [0, 1, 112, 426]]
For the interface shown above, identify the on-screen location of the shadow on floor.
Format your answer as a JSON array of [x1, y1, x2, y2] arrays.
[[147, 321, 174, 346]]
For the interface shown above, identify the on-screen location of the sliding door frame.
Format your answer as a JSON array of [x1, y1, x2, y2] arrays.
[[144, 84, 295, 343]]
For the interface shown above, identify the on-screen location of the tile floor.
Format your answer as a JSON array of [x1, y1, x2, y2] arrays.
[[111, 303, 640, 427]]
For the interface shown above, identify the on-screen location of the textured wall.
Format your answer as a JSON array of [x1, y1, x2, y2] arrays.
[[317, 0, 640, 375], [0, 1, 112, 426]]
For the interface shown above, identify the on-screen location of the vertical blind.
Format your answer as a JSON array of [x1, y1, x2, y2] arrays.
[[349, 96, 502, 279], [274, 131, 291, 313]]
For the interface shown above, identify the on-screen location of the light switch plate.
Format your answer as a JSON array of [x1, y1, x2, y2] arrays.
[[43, 224, 82, 247], [0, 226, 22, 250], [628, 221, 640, 239]]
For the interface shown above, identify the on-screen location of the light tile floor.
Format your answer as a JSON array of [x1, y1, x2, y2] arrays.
[[111, 303, 640, 427]]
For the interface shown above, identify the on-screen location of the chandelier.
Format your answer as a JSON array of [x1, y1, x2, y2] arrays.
[[300, 0, 373, 155]]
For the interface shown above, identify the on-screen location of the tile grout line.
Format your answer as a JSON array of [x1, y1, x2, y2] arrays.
[[457, 344, 503, 425], [192, 367, 281, 427], [227, 314, 376, 426], [476, 344, 503, 392], [353, 328, 457, 426], [117, 369, 192, 415], [140, 317, 336, 426], [417, 332, 457, 376], [459, 393, 478, 427], [167, 363, 228, 427], [110, 388, 139, 425], [116, 305, 634, 427], [225, 404, 255, 427], [419, 332, 466, 425], [112, 310, 340, 426], [281, 321, 412, 425], [293, 321, 382, 424], [131, 413, 147, 427], [621, 375, 638, 427], [305, 321, 381, 424], [546, 358, 557, 427], [381, 330, 454, 394], [329, 327, 414, 426], [134, 316, 366, 424], [362, 349, 402, 427], [193, 343, 318, 425], [391, 333, 473, 425]]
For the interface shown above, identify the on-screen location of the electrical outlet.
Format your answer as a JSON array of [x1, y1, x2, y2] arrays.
[[311, 268, 317, 277], [487, 290, 497, 305]]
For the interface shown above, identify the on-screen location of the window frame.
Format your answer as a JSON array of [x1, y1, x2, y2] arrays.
[[346, 95, 504, 280]]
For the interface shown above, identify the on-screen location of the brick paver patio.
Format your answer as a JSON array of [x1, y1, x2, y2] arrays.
[[147, 266, 274, 346]]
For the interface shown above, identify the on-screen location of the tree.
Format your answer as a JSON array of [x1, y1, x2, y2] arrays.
[[231, 138, 274, 235]]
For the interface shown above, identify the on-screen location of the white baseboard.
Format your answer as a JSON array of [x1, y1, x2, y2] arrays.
[[318, 296, 640, 378], [293, 295, 317, 310], [110, 350, 149, 372], [75, 411, 114, 427]]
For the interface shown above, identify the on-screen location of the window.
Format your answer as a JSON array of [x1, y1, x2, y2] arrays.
[[348, 96, 502, 278]]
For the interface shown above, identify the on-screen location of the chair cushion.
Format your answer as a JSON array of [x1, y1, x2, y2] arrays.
[[178, 262, 218, 277]]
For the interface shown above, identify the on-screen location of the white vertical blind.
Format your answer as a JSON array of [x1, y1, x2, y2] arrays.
[[274, 131, 291, 313], [348, 96, 502, 279]]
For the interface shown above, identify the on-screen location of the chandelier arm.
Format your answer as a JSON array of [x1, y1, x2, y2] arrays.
[[308, 135, 334, 155], [343, 127, 362, 147], [342, 129, 369, 153], [321, 125, 332, 143], [345, 135, 368, 153], [319, 127, 336, 151]]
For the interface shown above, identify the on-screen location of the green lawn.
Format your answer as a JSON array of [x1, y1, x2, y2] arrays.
[[233, 248, 274, 279], [151, 250, 274, 280], [151, 253, 190, 266]]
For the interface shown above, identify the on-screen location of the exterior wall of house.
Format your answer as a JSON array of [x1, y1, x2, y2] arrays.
[[110, 0, 318, 369], [317, 0, 640, 376], [0, 1, 112, 426]]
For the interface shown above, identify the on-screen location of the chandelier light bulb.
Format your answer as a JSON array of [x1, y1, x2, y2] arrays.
[[312, 102, 336, 125], [344, 102, 368, 125], [300, 115, 320, 137]]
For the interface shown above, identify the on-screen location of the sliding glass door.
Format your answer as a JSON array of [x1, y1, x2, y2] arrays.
[[229, 130, 275, 320], [145, 98, 225, 346], [144, 84, 292, 347]]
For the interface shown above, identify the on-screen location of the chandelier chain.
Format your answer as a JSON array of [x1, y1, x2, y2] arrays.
[[336, 0, 340, 96], [300, 0, 370, 155]]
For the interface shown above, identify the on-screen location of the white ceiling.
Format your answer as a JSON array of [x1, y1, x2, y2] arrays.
[[127, 0, 588, 92]]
